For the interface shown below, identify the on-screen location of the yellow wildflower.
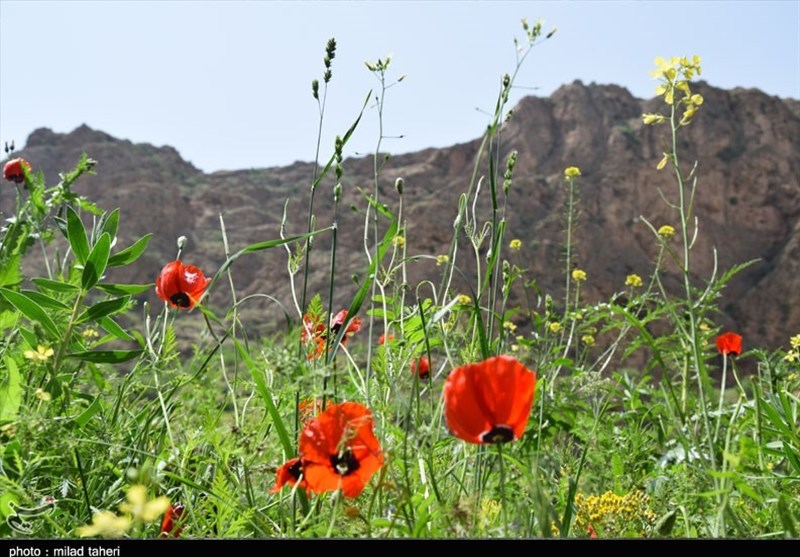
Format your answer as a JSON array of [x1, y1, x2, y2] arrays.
[[790, 334, 800, 349], [625, 274, 643, 288], [509, 239, 522, 251], [581, 334, 595, 347], [503, 321, 517, 333], [658, 225, 676, 239], [119, 485, 170, 523], [564, 166, 582, 178], [642, 113, 665, 125], [34, 388, 51, 402], [24, 345, 54, 363], [81, 328, 100, 339], [392, 236, 405, 248], [436, 254, 449, 266], [549, 322, 562, 334], [657, 153, 670, 170], [457, 294, 472, 306], [572, 269, 587, 282], [77, 511, 132, 538]]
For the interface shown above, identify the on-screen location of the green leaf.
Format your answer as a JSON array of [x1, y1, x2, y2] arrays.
[[0, 288, 60, 338], [67, 349, 142, 363], [82, 232, 111, 290], [95, 283, 152, 296], [778, 494, 798, 538], [98, 316, 135, 342], [99, 209, 120, 244], [77, 297, 130, 324], [71, 396, 102, 428], [20, 289, 70, 311], [66, 206, 90, 265], [0, 357, 22, 422], [107, 234, 152, 268], [32, 277, 81, 293], [0, 254, 22, 288]]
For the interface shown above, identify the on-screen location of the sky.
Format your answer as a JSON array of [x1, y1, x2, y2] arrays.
[[1, 1, 798, 172]]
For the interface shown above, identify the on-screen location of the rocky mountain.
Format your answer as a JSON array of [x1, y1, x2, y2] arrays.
[[5, 81, 800, 350]]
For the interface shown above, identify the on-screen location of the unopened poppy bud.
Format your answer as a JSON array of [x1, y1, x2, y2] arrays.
[[177, 236, 187, 250], [395, 177, 404, 195]]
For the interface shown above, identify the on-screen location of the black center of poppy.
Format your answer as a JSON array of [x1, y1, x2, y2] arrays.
[[170, 292, 191, 308], [480, 425, 514, 444], [287, 459, 303, 481], [330, 322, 343, 334], [330, 449, 360, 476]]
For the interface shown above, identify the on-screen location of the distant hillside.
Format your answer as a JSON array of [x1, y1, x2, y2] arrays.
[[6, 81, 800, 349]]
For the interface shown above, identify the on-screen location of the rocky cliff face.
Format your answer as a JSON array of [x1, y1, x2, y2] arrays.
[[5, 81, 799, 350]]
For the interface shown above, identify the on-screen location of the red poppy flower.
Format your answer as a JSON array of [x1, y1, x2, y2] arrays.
[[411, 356, 430, 380], [716, 332, 742, 356], [3, 158, 31, 184], [270, 457, 309, 494], [378, 333, 395, 345], [302, 309, 362, 360], [299, 402, 383, 498], [155, 260, 210, 310], [160, 502, 185, 538], [443, 355, 536, 444]]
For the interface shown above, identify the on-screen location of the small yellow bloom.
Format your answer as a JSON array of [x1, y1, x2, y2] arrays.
[[24, 345, 54, 363], [790, 334, 800, 349], [0, 422, 17, 438], [788, 373, 798, 381], [625, 274, 643, 288], [81, 328, 100, 339], [34, 388, 52, 402], [642, 113, 665, 125], [457, 294, 472, 306], [658, 225, 676, 239], [785, 352, 799, 363], [119, 485, 170, 523], [657, 154, 670, 170], [503, 321, 517, 333], [549, 322, 562, 334], [564, 166, 582, 178], [511, 344, 519, 352], [766, 462, 774, 471], [392, 236, 405, 248], [436, 254, 449, 266], [581, 334, 595, 347], [690, 93, 704, 106], [77, 511, 132, 538], [509, 239, 522, 251], [699, 322, 710, 332], [572, 269, 587, 282]]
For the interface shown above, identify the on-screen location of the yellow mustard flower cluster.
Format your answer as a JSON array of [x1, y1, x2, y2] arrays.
[[436, 254, 449, 266], [574, 490, 657, 538], [548, 322, 562, 334], [24, 345, 54, 363], [572, 269, 587, 282], [625, 274, 643, 288], [564, 166, 582, 178], [658, 225, 676, 239], [457, 294, 472, 306], [509, 239, 522, 251], [392, 235, 405, 248], [77, 485, 170, 538], [581, 334, 595, 347], [503, 321, 517, 333], [784, 333, 800, 363]]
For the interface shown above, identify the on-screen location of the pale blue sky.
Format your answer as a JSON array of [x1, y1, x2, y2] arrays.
[[1, 1, 798, 172]]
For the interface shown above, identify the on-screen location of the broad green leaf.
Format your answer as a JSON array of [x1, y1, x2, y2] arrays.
[[66, 206, 90, 265], [71, 396, 102, 428], [107, 234, 152, 268], [77, 297, 130, 324], [0, 288, 60, 338], [82, 232, 111, 290], [99, 209, 120, 244], [32, 277, 81, 293], [98, 316, 135, 342], [96, 283, 152, 296], [20, 289, 70, 311], [0, 357, 22, 422], [0, 254, 22, 288], [67, 349, 142, 363]]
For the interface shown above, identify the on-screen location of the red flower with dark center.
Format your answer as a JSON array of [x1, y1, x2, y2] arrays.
[[3, 158, 31, 184], [299, 402, 383, 498], [716, 332, 743, 356], [155, 260, 210, 310], [160, 502, 185, 538], [412, 356, 431, 380], [270, 457, 309, 494], [444, 355, 536, 444], [330, 309, 362, 343]]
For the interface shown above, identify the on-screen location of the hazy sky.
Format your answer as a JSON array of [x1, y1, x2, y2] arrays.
[[1, 1, 798, 172]]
